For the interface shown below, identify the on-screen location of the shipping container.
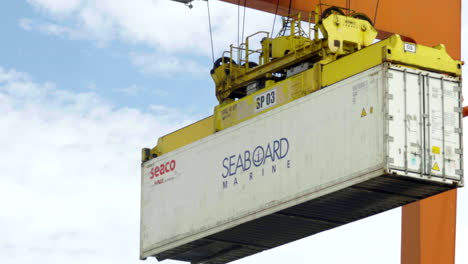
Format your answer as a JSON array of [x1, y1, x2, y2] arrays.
[[140, 63, 463, 263]]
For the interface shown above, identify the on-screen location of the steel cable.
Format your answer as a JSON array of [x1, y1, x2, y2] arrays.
[[241, 0, 247, 42], [374, 0, 380, 26], [206, 0, 215, 63], [271, 0, 280, 36], [237, 0, 240, 47]]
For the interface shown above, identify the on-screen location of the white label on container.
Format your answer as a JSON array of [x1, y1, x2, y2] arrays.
[[404, 43, 417, 53], [255, 89, 277, 112]]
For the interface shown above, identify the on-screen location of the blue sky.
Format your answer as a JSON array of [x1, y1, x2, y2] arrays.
[[1, 1, 467, 264], [0, 0, 216, 117]]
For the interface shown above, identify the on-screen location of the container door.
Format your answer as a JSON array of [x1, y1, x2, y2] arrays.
[[387, 65, 463, 182], [387, 68, 425, 174], [424, 74, 463, 181]]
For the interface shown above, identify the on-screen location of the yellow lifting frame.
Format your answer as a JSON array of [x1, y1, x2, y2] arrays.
[[145, 33, 461, 160]]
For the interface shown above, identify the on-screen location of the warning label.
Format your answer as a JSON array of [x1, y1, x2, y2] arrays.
[[361, 107, 373, 118], [432, 162, 440, 171], [361, 108, 367, 117]]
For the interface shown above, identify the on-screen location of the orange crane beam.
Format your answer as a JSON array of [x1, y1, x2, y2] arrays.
[[220, 0, 461, 59]]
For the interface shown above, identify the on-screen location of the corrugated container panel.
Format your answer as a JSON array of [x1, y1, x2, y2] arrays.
[[140, 63, 463, 263]]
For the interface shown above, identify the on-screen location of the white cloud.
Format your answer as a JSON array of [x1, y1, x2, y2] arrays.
[[27, 0, 83, 16], [0, 66, 194, 264], [152, 88, 169, 96], [20, 0, 276, 74], [23, 0, 278, 58], [18, 18, 84, 40], [149, 104, 181, 115], [130, 52, 209, 75], [117, 84, 168, 97], [38, 22, 73, 36], [19, 18, 34, 31], [118, 84, 141, 96], [19, 0, 282, 75], [87, 82, 97, 90]]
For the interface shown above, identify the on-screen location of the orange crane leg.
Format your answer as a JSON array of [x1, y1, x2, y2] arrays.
[[401, 189, 457, 264]]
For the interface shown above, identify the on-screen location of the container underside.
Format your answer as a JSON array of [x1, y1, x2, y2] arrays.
[[153, 175, 455, 264]]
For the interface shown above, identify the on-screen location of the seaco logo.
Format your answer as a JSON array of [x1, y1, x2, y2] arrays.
[[150, 160, 176, 179], [221, 138, 289, 178]]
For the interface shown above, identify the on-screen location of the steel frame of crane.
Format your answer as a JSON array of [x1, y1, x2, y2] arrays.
[[211, 1, 462, 263]]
